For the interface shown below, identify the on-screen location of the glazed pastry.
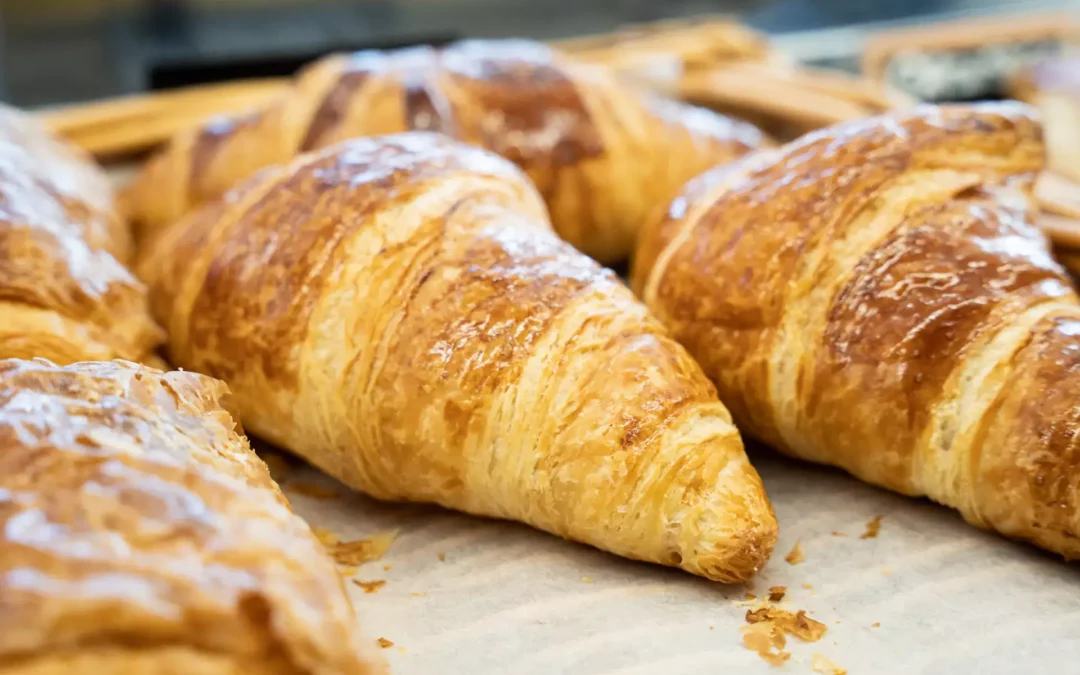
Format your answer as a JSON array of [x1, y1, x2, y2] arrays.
[[122, 39, 767, 263], [139, 133, 777, 582], [0, 104, 161, 364], [0, 358, 378, 674], [634, 103, 1080, 558]]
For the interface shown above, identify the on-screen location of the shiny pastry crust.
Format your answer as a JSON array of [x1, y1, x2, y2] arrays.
[[139, 132, 777, 582], [0, 358, 377, 674], [122, 39, 767, 263], [0, 105, 161, 364], [634, 103, 1080, 558]]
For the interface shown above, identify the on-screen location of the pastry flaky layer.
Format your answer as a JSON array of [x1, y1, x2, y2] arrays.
[[139, 132, 777, 582], [123, 39, 767, 263], [0, 359, 379, 675], [0, 105, 162, 364], [634, 102, 1080, 558]]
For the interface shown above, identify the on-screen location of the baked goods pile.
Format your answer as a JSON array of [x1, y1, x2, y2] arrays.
[[5, 25, 1080, 670]]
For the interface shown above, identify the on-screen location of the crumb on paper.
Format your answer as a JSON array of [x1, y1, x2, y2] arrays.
[[831, 531, 846, 537], [377, 638, 394, 649], [812, 653, 847, 675], [437, 552, 446, 562], [768, 586, 786, 602], [286, 481, 339, 499], [785, 541, 805, 565], [709, 625, 714, 630], [411, 592, 427, 597], [339, 566, 358, 577], [861, 515, 884, 539], [313, 527, 340, 547], [352, 579, 387, 594], [383, 564, 392, 571], [741, 621, 790, 667], [881, 567, 893, 576], [326, 531, 397, 566], [746, 592, 757, 601], [259, 451, 292, 482], [581, 577, 593, 583], [802, 583, 814, 590], [397, 646, 406, 653], [746, 607, 828, 642], [871, 622, 880, 628]]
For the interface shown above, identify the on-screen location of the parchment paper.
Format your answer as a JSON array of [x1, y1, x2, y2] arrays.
[[281, 447, 1080, 675], [101, 165, 1080, 675]]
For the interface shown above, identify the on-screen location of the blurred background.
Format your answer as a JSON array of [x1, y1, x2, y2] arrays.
[[3, 0, 1078, 107]]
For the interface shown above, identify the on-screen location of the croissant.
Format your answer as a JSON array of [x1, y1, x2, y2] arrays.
[[122, 39, 767, 263], [0, 104, 161, 364], [139, 132, 777, 582], [633, 103, 1080, 557], [0, 358, 378, 673]]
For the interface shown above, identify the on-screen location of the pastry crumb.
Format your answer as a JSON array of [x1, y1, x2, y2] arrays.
[[411, 592, 427, 597], [746, 607, 827, 642], [767, 585, 786, 602], [286, 481, 339, 499], [785, 541, 805, 565], [581, 576, 593, 583], [437, 552, 446, 562], [383, 564, 392, 571], [746, 592, 757, 601], [327, 531, 396, 565], [741, 621, 790, 666], [871, 622, 880, 628], [802, 583, 814, 590], [709, 625, 714, 630], [861, 515, 884, 539], [377, 638, 394, 649], [881, 567, 893, 576], [313, 527, 340, 547], [812, 653, 847, 675], [339, 566, 358, 577], [352, 579, 386, 594], [831, 531, 846, 537]]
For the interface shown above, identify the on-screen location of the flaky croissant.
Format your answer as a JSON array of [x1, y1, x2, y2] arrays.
[[139, 133, 777, 582], [122, 39, 767, 263], [634, 103, 1080, 558], [0, 104, 161, 364], [0, 358, 378, 674]]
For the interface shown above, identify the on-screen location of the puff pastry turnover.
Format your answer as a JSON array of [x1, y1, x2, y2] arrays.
[[0, 358, 378, 674], [0, 104, 161, 364], [139, 133, 777, 582], [123, 39, 767, 263], [634, 103, 1080, 558]]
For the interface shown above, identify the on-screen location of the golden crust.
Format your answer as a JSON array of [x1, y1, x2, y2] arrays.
[[0, 358, 378, 674], [0, 105, 162, 364], [123, 39, 767, 263], [141, 132, 777, 582], [634, 103, 1080, 558]]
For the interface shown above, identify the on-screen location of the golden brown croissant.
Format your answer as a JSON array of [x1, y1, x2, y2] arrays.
[[0, 104, 161, 364], [139, 132, 777, 582], [0, 358, 378, 674], [122, 39, 767, 263], [633, 103, 1080, 558]]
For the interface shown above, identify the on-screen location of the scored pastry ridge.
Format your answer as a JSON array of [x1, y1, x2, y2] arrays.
[[635, 102, 1080, 557], [141, 131, 778, 582]]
